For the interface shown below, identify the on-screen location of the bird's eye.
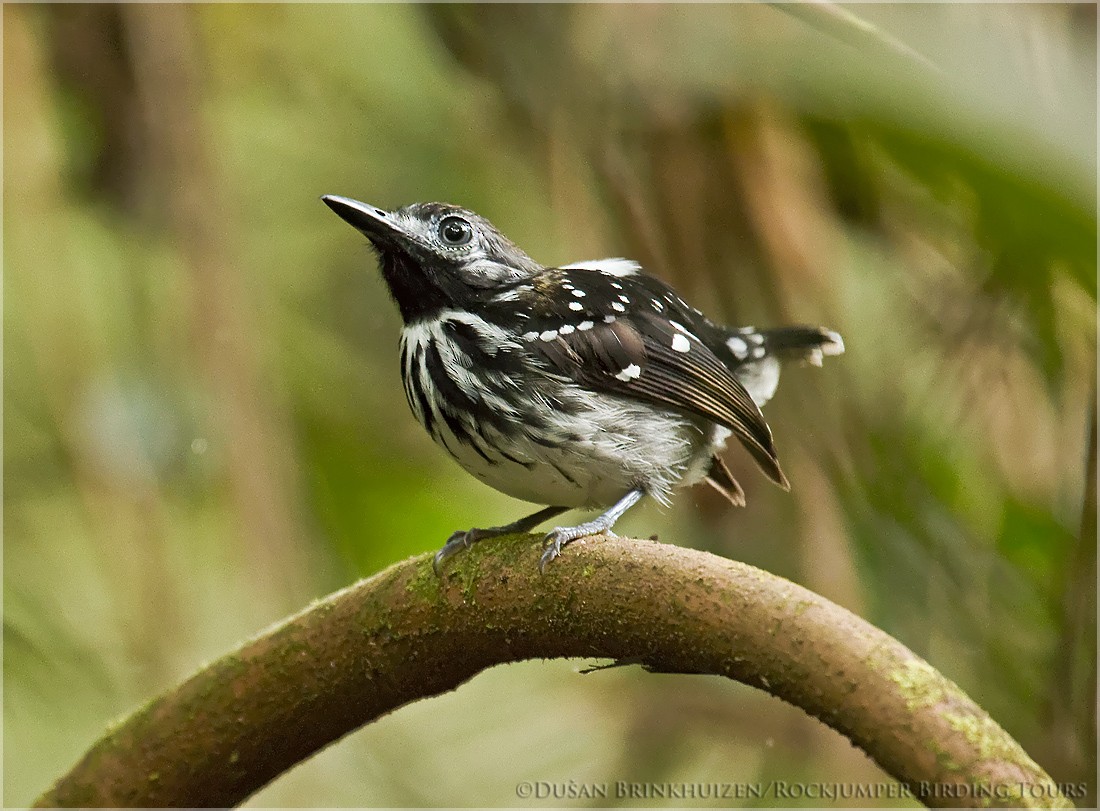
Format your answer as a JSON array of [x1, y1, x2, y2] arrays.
[[438, 216, 473, 247]]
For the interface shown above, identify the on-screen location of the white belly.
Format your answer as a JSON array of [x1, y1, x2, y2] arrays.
[[430, 385, 722, 509]]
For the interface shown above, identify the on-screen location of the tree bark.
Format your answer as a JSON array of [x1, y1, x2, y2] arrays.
[[35, 534, 1070, 808]]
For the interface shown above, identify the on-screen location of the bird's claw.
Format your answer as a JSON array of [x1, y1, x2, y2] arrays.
[[538, 534, 563, 574], [538, 527, 616, 574], [432, 529, 475, 575]]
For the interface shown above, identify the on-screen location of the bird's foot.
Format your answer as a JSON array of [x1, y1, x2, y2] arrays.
[[432, 527, 496, 575], [538, 489, 645, 573], [538, 522, 617, 574], [432, 505, 569, 575]]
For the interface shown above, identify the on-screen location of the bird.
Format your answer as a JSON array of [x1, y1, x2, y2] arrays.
[[321, 195, 844, 573]]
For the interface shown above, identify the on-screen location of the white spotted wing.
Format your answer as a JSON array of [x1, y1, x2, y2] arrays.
[[503, 267, 789, 488]]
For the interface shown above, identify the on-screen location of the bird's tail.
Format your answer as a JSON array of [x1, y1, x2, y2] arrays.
[[749, 326, 845, 366], [716, 325, 844, 407]]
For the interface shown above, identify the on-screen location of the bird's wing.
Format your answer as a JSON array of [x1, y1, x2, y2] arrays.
[[485, 265, 788, 487], [533, 311, 788, 488]]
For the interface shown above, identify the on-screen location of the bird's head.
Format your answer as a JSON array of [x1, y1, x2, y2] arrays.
[[322, 195, 541, 322]]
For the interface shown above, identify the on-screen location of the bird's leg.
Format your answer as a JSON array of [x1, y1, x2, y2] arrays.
[[539, 488, 645, 573], [433, 505, 568, 574]]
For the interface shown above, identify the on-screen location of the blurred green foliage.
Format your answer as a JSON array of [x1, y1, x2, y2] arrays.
[[4, 3, 1095, 807]]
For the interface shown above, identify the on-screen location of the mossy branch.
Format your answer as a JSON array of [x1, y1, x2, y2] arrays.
[[35, 534, 1069, 808]]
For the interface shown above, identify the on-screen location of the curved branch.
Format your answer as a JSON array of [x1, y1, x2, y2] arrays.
[[36, 535, 1069, 808]]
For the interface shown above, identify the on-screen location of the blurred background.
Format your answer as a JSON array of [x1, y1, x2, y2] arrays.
[[4, 3, 1095, 807]]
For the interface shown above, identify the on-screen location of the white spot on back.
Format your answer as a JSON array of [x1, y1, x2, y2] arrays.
[[614, 363, 642, 381], [578, 320, 594, 331], [669, 320, 688, 333], [569, 301, 584, 311], [561, 258, 641, 278], [611, 302, 626, 312], [523, 331, 539, 341], [617, 294, 629, 303], [671, 334, 690, 353], [603, 315, 616, 323], [571, 289, 586, 298], [540, 329, 559, 342], [558, 324, 575, 335]]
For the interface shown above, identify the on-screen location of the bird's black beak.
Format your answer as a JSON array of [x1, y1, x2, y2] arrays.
[[321, 195, 408, 247]]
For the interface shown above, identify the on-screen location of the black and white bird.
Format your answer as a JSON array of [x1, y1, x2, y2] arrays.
[[322, 195, 844, 572]]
